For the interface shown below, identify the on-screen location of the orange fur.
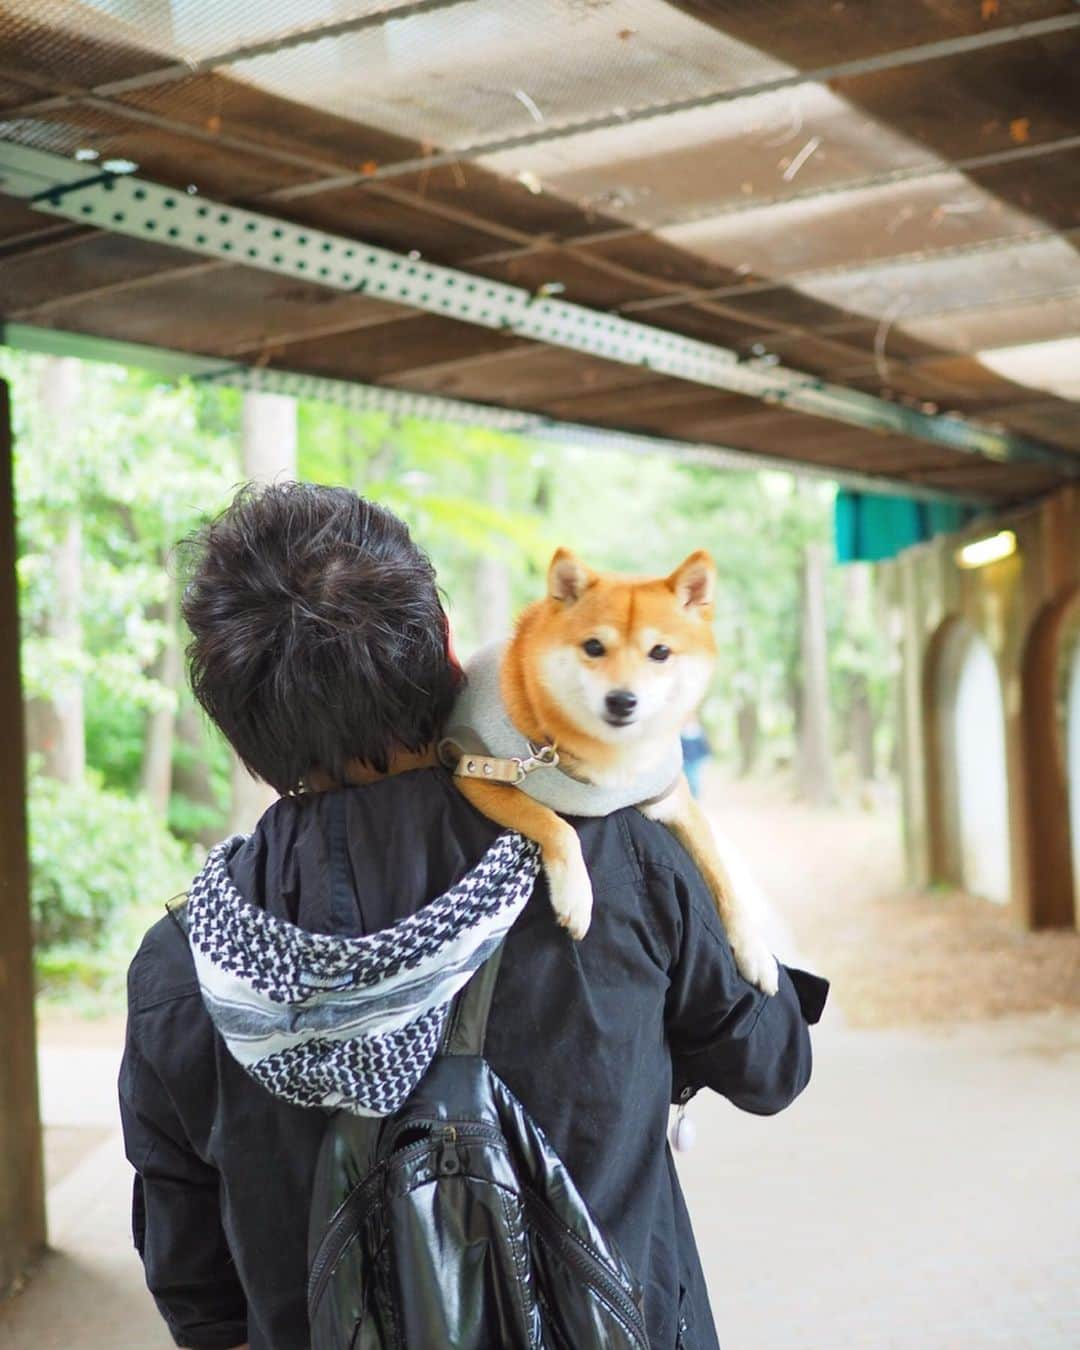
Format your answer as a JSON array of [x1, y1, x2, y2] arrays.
[[500, 548, 717, 776], [453, 548, 778, 991]]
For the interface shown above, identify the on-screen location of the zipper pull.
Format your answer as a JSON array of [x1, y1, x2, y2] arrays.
[[437, 1125, 461, 1175]]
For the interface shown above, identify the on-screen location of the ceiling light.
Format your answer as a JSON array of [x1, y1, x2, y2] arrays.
[[956, 530, 1017, 569]]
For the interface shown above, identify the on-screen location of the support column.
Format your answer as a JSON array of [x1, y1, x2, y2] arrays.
[[795, 538, 836, 805], [473, 457, 512, 644], [0, 378, 47, 1295]]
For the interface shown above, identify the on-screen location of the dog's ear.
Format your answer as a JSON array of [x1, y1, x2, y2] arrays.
[[548, 548, 595, 604], [667, 550, 716, 611]]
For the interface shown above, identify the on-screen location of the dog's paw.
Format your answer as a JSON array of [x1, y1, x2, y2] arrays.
[[545, 849, 594, 940], [731, 928, 780, 996]]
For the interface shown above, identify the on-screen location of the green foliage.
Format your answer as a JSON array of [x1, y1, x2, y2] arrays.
[[3, 342, 895, 1004], [297, 408, 556, 650], [5, 351, 240, 736], [27, 766, 198, 952]]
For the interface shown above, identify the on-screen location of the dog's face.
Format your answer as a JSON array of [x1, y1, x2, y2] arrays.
[[530, 548, 717, 748]]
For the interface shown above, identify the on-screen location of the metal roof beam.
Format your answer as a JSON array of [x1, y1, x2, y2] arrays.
[[202, 368, 994, 508], [0, 143, 1073, 474], [0, 320, 984, 503]]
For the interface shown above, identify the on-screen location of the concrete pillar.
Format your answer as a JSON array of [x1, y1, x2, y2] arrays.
[[890, 485, 1080, 930], [0, 378, 47, 1295]]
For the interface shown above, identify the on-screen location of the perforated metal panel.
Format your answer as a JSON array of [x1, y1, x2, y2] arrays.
[[0, 317, 990, 501], [208, 363, 982, 504], [6, 141, 1071, 471]]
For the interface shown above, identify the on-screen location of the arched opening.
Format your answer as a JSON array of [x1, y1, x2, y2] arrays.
[[1019, 588, 1078, 928], [1065, 630, 1080, 928], [927, 619, 1011, 904]]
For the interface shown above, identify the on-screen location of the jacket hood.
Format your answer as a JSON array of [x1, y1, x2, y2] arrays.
[[184, 807, 539, 1117]]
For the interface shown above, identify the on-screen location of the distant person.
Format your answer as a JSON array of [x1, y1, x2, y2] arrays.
[[681, 717, 712, 799], [119, 483, 826, 1350]]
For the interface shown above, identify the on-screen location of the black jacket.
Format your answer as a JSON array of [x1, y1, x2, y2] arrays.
[[119, 768, 826, 1350]]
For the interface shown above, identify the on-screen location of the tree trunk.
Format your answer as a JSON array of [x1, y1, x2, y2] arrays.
[[473, 458, 512, 645], [173, 703, 225, 849], [849, 677, 876, 782], [845, 564, 877, 782], [229, 392, 297, 833], [25, 357, 84, 784], [241, 389, 299, 483], [140, 570, 182, 814], [735, 697, 759, 777], [795, 539, 835, 804]]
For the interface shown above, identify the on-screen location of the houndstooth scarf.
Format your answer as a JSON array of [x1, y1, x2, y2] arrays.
[[183, 830, 540, 1117]]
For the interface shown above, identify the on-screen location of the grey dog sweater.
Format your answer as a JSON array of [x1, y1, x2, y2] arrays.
[[443, 641, 683, 818]]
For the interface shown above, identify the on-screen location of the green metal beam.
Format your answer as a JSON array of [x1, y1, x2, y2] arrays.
[[0, 143, 1073, 475], [0, 322, 229, 378], [0, 321, 987, 504]]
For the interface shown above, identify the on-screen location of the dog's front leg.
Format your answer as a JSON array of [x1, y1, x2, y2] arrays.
[[454, 779, 593, 939], [640, 776, 779, 995]]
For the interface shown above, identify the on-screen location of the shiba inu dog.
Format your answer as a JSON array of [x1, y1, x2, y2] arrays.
[[442, 548, 779, 995]]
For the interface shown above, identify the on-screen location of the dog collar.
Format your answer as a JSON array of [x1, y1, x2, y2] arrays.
[[439, 737, 560, 785], [443, 641, 684, 818]]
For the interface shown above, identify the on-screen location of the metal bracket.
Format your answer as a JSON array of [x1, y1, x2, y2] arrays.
[[440, 739, 560, 785]]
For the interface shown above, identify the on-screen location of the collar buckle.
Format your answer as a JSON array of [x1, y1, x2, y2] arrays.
[[439, 737, 559, 785]]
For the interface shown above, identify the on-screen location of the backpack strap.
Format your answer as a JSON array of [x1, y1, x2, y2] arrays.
[[442, 943, 504, 1058]]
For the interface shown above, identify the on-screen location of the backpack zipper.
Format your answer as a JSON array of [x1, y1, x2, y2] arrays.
[[307, 1122, 506, 1317], [524, 1193, 649, 1349]]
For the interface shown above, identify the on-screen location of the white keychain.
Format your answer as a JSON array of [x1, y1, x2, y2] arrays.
[[669, 1100, 697, 1153]]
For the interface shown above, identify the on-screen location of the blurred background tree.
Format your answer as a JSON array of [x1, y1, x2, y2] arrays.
[[2, 351, 894, 996]]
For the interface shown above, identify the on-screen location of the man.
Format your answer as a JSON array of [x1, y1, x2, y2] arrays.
[[120, 482, 826, 1350]]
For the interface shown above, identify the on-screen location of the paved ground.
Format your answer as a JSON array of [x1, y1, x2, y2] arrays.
[[677, 1011, 1080, 1349], [0, 1038, 172, 1350], [3, 784, 1078, 1348]]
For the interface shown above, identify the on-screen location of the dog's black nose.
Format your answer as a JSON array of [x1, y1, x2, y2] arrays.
[[605, 690, 638, 720]]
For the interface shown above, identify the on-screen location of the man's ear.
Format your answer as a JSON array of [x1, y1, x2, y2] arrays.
[[548, 548, 595, 604], [667, 550, 716, 611]]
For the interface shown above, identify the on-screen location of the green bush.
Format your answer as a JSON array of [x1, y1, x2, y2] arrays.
[[27, 769, 199, 950]]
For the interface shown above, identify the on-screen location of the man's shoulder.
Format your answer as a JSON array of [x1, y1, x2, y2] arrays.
[[574, 805, 696, 892], [127, 905, 201, 1014]]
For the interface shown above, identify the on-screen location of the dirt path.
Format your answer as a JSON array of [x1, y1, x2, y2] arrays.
[[704, 771, 1080, 1026]]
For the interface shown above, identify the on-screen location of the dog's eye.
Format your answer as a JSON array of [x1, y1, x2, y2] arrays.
[[648, 644, 671, 662], [582, 638, 605, 658]]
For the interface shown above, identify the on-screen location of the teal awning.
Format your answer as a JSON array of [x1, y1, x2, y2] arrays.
[[834, 491, 980, 564]]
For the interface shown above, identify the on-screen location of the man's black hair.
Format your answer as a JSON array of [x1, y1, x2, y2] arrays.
[[181, 482, 461, 794]]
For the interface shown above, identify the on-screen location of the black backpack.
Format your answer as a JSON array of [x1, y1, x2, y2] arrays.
[[306, 946, 651, 1349]]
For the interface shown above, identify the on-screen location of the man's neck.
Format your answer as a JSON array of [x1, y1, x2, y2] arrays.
[[307, 744, 438, 791]]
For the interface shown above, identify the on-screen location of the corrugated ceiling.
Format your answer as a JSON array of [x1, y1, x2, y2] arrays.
[[0, 0, 1077, 502]]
